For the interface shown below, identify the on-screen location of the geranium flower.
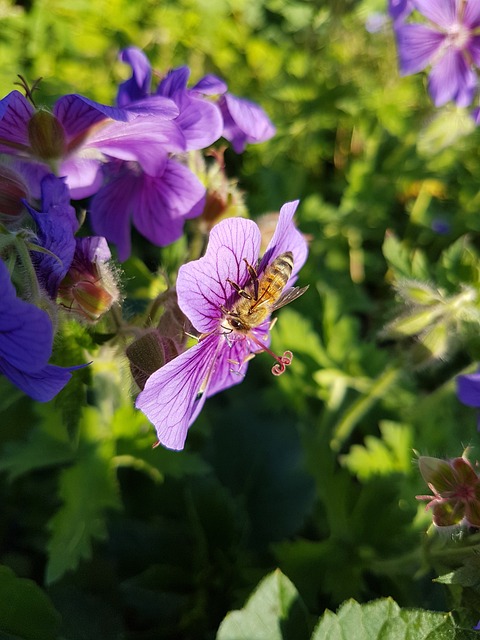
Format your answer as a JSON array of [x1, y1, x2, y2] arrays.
[[135, 200, 308, 450], [24, 174, 78, 299], [388, 0, 413, 23], [0, 89, 182, 199], [0, 258, 78, 401], [394, 0, 480, 106]]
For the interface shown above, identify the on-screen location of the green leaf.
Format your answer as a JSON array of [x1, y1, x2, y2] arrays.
[[216, 569, 311, 640], [45, 408, 121, 584], [0, 565, 60, 640], [312, 597, 467, 639], [340, 421, 413, 481]]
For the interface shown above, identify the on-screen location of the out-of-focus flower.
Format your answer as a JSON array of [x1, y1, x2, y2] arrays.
[[24, 174, 78, 299], [135, 200, 308, 450], [394, 0, 480, 107], [457, 369, 480, 429], [57, 236, 119, 323], [388, 0, 413, 23], [0, 258, 79, 401], [417, 454, 480, 527]]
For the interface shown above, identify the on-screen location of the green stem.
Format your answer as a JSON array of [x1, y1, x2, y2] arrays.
[[330, 365, 401, 451]]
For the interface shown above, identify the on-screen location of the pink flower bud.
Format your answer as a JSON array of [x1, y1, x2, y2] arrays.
[[126, 331, 180, 390], [0, 164, 29, 221]]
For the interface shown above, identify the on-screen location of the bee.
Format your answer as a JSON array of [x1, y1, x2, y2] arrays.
[[223, 251, 308, 333]]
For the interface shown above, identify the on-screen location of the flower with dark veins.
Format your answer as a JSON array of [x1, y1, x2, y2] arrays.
[[135, 200, 308, 450]]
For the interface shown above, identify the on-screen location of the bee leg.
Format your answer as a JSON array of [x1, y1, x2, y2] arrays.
[[227, 278, 252, 300], [243, 259, 259, 300]]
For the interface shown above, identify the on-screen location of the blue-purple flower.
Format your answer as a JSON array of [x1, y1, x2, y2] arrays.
[[457, 369, 480, 427], [394, 0, 480, 107], [24, 174, 78, 299], [0, 258, 77, 401], [388, 0, 413, 23], [135, 200, 308, 450]]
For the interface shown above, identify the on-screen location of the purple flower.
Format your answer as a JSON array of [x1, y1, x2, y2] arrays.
[[24, 174, 78, 298], [0, 89, 182, 199], [0, 258, 77, 401], [457, 369, 480, 409], [135, 200, 308, 450], [388, 0, 413, 23], [394, 0, 480, 107]]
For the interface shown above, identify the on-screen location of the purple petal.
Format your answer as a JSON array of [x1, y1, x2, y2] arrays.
[[59, 157, 104, 199], [157, 66, 190, 98], [412, 0, 456, 28], [117, 47, 152, 107], [428, 49, 477, 106], [85, 117, 185, 176], [89, 162, 140, 262], [464, 0, 480, 28], [0, 91, 34, 155], [220, 94, 276, 153], [0, 360, 74, 402], [192, 74, 228, 96], [388, 0, 413, 22], [457, 371, 480, 407], [395, 24, 445, 75], [173, 93, 223, 149], [177, 218, 261, 334], [133, 159, 206, 247], [467, 35, 480, 66], [24, 175, 78, 298], [75, 236, 111, 263], [136, 332, 222, 450], [54, 94, 133, 142], [206, 333, 253, 397], [123, 96, 179, 119], [11, 160, 49, 199], [0, 259, 54, 372], [259, 200, 308, 283]]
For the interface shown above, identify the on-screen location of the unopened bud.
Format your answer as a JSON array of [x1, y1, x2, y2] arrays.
[[28, 110, 66, 161], [126, 331, 180, 390], [57, 237, 119, 323], [0, 165, 28, 222]]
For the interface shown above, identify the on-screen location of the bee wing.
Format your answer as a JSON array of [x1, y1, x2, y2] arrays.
[[271, 285, 309, 312]]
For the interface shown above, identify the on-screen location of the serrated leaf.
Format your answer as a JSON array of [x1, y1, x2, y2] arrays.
[[312, 597, 460, 640], [216, 569, 310, 640], [0, 565, 60, 640], [340, 421, 412, 481], [46, 407, 121, 584]]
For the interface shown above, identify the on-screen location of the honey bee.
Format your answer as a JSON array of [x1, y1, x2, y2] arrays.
[[223, 251, 308, 332]]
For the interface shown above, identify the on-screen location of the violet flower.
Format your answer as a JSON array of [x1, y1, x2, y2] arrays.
[[457, 369, 480, 428], [394, 0, 480, 107], [0, 89, 182, 199], [135, 200, 308, 450], [0, 258, 77, 401], [388, 0, 413, 23], [24, 174, 78, 299]]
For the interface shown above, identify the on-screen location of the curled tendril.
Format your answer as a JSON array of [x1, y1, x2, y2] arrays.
[[271, 350, 293, 376]]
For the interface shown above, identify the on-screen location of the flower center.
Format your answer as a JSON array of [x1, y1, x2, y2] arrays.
[[446, 21, 471, 50]]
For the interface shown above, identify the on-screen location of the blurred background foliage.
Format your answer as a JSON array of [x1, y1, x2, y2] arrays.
[[2, 0, 480, 638]]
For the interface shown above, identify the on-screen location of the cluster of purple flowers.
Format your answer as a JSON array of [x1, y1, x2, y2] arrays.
[[389, 0, 480, 115], [0, 46, 309, 450]]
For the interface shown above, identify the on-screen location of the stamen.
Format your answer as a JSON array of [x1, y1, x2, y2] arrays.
[[248, 331, 294, 375]]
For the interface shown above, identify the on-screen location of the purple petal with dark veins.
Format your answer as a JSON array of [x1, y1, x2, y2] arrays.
[[0, 359, 76, 402], [412, 0, 456, 28], [133, 159, 206, 248], [177, 217, 261, 334], [428, 49, 477, 106], [395, 24, 444, 75], [24, 175, 78, 298], [59, 157, 104, 199], [136, 332, 222, 450], [173, 92, 223, 149], [259, 200, 308, 283], [0, 91, 34, 155], [89, 162, 140, 262], [0, 259, 53, 372]]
